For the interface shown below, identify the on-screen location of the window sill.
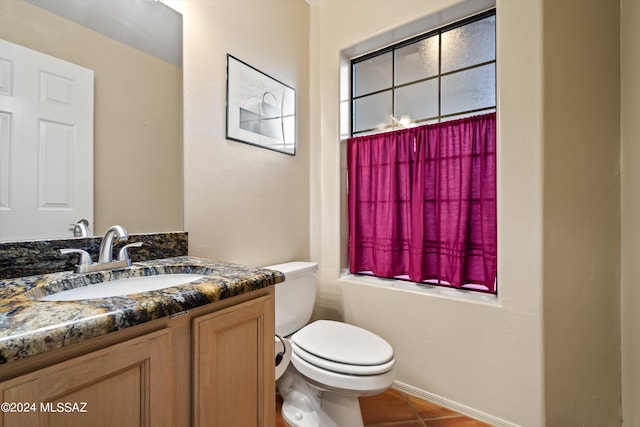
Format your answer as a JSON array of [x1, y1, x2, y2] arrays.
[[338, 271, 500, 306]]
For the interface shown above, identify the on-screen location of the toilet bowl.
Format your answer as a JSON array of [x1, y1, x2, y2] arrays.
[[266, 262, 395, 427]]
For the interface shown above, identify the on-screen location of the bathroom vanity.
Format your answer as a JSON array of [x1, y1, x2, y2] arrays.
[[0, 256, 282, 427]]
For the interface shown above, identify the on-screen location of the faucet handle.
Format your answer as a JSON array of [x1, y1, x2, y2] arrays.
[[117, 242, 143, 266], [60, 248, 93, 270]]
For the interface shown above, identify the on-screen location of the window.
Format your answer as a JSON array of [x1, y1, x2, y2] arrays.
[[347, 10, 497, 294], [351, 10, 496, 136]]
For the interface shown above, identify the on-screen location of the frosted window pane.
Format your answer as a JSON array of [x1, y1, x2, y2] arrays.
[[395, 36, 439, 85], [441, 15, 495, 73], [395, 79, 438, 122], [441, 64, 495, 115], [445, 108, 496, 121], [353, 91, 392, 132], [353, 52, 392, 97]]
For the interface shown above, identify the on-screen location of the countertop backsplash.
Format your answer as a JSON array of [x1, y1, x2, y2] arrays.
[[0, 232, 188, 280]]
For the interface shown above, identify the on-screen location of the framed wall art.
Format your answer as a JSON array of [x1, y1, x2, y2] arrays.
[[226, 54, 296, 155]]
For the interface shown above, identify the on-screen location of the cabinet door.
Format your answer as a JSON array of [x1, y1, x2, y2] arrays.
[[193, 294, 275, 427], [0, 329, 172, 427]]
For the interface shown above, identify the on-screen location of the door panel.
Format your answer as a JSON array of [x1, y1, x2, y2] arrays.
[[192, 295, 275, 427]]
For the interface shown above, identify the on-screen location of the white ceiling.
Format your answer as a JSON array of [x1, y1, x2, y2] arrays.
[[25, 0, 183, 65]]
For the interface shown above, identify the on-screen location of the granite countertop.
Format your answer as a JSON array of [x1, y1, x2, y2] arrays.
[[0, 256, 284, 365]]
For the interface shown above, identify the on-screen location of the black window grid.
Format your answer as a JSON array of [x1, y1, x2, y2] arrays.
[[350, 9, 496, 137]]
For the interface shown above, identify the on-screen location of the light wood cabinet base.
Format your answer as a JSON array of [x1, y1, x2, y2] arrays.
[[1, 329, 172, 427], [193, 295, 275, 427], [0, 289, 275, 427]]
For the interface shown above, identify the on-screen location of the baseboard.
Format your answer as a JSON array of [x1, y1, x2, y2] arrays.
[[392, 381, 521, 427]]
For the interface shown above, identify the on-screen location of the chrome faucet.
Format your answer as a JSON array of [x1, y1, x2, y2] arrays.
[[70, 219, 89, 237], [61, 225, 142, 274], [98, 225, 129, 263]]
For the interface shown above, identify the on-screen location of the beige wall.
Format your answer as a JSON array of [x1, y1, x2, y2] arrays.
[[181, 0, 632, 424], [542, 0, 621, 424], [310, 0, 627, 425], [182, 0, 310, 267], [621, 0, 640, 425], [310, 0, 545, 425], [0, 0, 183, 236]]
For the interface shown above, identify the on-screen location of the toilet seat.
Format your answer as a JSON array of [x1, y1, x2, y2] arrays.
[[290, 350, 396, 394], [290, 320, 395, 376]]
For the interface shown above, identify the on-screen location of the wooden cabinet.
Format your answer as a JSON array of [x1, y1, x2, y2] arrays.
[[0, 329, 172, 427], [0, 289, 275, 427], [193, 294, 275, 427]]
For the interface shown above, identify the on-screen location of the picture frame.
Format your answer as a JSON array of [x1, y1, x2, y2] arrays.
[[226, 54, 296, 155]]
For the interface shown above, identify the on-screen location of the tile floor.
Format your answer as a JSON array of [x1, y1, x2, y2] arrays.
[[276, 387, 491, 427]]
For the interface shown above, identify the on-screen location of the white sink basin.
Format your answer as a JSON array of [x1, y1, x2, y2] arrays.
[[40, 274, 205, 301]]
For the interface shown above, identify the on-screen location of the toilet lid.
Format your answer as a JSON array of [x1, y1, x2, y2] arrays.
[[291, 320, 394, 366], [291, 341, 395, 375]]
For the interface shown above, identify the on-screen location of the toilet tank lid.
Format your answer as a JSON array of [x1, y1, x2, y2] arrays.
[[264, 261, 318, 280]]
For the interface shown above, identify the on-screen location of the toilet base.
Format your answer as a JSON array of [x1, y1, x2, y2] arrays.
[[320, 393, 365, 427], [278, 365, 365, 427], [281, 393, 364, 427]]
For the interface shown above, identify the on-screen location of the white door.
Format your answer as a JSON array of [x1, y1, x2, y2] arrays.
[[0, 39, 94, 241]]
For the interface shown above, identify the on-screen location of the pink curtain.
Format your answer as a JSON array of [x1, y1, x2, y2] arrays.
[[348, 113, 497, 293]]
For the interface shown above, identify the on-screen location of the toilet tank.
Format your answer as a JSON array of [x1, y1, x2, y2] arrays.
[[265, 261, 318, 337]]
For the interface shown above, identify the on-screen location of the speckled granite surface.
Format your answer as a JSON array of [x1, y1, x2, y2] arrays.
[[0, 256, 284, 365], [0, 232, 188, 280]]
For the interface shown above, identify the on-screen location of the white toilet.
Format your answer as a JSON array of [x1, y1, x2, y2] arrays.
[[266, 261, 396, 427]]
